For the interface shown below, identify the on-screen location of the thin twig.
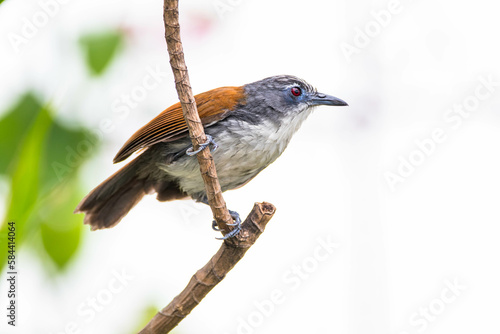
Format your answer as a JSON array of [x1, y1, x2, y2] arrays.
[[138, 1, 277, 332], [163, 0, 233, 233]]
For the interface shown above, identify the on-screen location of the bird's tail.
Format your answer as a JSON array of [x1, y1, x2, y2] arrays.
[[74, 158, 149, 230]]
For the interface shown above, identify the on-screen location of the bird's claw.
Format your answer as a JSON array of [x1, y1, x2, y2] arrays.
[[212, 220, 222, 231], [186, 135, 218, 156], [215, 210, 242, 240]]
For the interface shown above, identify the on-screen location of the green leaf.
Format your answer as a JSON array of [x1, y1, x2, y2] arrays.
[[0, 93, 101, 272], [80, 30, 124, 75], [0, 92, 99, 189], [41, 121, 98, 193], [0, 103, 52, 270], [0, 93, 43, 175], [5, 106, 51, 225], [35, 122, 99, 270], [39, 180, 84, 270]]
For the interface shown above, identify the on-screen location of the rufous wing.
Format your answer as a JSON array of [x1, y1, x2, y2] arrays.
[[113, 86, 246, 163]]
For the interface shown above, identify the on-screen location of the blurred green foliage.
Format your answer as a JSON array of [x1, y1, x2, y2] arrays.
[[80, 31, 124, 75], [0, 93, 40, 174], [0, 26, 160, 333], [0, 93, 93, 271], [133, 304, 163, 333], [1, 29, 126, 272], [4, 97, 52, 239], [39, 178, 84, 270]]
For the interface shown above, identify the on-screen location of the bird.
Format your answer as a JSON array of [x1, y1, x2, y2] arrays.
[[75, 75, 348, 238]]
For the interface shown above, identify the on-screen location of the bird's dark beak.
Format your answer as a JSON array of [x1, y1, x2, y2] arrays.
[[310, 92, 348, 106]]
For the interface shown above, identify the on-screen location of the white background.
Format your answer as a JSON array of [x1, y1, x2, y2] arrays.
[[1, 0, 499, 333]]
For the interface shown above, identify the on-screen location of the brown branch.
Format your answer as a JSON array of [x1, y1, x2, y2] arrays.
[[162, 0, 233, 233], [139, 202, 276, 333], [138, 1, 277, 332]]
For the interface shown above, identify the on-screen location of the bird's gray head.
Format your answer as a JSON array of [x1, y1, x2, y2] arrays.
[[244, 75, 348, 116]]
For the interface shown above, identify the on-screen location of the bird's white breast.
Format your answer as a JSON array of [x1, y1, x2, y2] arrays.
[[159, 108, 313, 196]]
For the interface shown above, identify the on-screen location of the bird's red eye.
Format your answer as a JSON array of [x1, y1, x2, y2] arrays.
[[291, 87, 302, 97]]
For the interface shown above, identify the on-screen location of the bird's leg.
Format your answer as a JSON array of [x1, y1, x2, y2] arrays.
[[215, 210, 242, 240], [200, 197, 241, 239], [186, 134, 218, 156]]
